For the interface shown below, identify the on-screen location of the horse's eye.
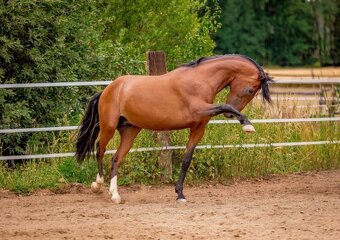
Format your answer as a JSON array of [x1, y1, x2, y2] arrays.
[[248, 88, 254, 95]]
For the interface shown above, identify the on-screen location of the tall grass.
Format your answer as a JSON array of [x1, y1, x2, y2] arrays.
[[0, 96, 339, 193]]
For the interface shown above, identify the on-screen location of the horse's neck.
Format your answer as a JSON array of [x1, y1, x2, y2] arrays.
[[192, 61, 236, 94]]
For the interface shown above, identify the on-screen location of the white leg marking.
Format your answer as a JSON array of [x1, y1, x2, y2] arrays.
[[91, 174, 104, 193], [96, 174, 104, 184], [242, 124, 256, 133], [177, 198, 187, 203], [109, 176, 121, 204]]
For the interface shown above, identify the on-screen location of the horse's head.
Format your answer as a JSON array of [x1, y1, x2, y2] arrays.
[[225, 57, 272, 113], [181, 54, 272, 113]]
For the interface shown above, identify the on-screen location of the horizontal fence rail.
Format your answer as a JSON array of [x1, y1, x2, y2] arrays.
[[256, 96, 330, 100], [1, 79, 339, 161], [288, 104, 338, 108], [1, 78, 340, 89], [255, 96, 338, 101], [0, 81, 112, 89], [0, 140, 339, 161], [272, 78, 340, 84], [1, 117, 339, 134], [209, 117, 340, 124]]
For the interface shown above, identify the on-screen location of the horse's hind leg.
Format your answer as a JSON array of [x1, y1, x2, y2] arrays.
[[91, 127, 116, 193], [110, 125, 141, 203]]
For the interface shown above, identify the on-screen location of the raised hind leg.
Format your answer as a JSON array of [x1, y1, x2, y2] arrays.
[[110, 125, 141, 203], [91, 128, 116, 193], [175, 121, 208, 202]]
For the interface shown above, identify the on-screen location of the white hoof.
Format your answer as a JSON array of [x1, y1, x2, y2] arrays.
[[96, 174, 104, 184], [242, 124, 256, 133], [177, 198, 187, 203], [91, 182, 101, 193], [111, 196, 122, 204]]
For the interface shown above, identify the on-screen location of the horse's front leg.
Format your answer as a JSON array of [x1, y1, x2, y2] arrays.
[[202, 104, 255, 133], [175, 122, 208, 202]]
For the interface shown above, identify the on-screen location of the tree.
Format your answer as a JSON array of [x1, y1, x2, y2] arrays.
[[213, 0, 339, 66], [95, 0, 219, 70], [310, 0, 339, 66], [213, 0, 268, 64], [0, 0, 99, 155], [266, 0, 318, 66], [0, 0, 219, 156], [331, 0, 340, 65]]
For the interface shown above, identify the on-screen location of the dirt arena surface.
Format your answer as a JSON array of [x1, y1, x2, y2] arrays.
[[0, 170, 339, 240]]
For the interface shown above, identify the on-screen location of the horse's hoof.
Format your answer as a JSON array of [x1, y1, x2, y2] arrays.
[[111, 196, 122, 204], [96, 174, 104, 184], [177, 198, 187, 203], [91, 182, 101, 193], [242, 124, 255, 133]]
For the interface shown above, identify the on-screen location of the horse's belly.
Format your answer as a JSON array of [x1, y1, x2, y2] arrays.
[[122, 109, 194, 131], [119, 77, 197, 130]]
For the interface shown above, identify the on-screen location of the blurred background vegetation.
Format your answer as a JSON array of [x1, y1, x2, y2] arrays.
[[0, 0, 339, 192], [212, 0, 340, 66]]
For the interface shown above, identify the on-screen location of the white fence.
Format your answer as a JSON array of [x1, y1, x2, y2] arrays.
[[1, 79, 339, 161], [1, 117, 339, 134], [2, 78, 338, 105], [1, 78, 339, 89], [1, 140, 339, 161]]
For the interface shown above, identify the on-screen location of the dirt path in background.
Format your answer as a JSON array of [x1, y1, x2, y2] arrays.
[[266, 67, 340, 77], [0, 170, 339, 240]]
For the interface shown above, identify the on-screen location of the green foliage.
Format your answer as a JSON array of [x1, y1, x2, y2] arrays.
[[213, 0, 340, 66], [0, 157, 97, 193], [331, 0, 340, 65], [58, 158, 97, 184], [94, 0, 219, 70], [0, 160, 60, 193], [266, 0, 318, 66], [0, 0, 218, 156], [0, 0, 99, 154], [214, 0, 268, 62], [310, 0, 339, 66]]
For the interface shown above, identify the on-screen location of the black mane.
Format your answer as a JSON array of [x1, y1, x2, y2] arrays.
[[181, 55, 224, 67], [182, 54, 273, 103]]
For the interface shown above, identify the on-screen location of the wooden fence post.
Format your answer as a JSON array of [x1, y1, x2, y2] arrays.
[[146, 51, 172, 180]]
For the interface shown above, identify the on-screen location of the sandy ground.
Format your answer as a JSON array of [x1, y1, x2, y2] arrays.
[[0, 170, 339, 240]]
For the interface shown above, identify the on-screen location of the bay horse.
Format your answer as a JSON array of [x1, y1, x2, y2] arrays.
[[75, 54, 272, 203]]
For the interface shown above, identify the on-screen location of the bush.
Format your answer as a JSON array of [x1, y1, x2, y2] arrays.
[[0, 0, 219, 156]]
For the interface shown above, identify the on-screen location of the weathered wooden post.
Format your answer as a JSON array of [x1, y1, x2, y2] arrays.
[[329, 83, 337, 116], [319, 84, 326, 115], [146, 51, 172, 180]]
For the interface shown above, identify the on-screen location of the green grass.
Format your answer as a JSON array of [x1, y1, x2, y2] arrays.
[[0, 160, 60, 194], [0, 101, 339, 193]]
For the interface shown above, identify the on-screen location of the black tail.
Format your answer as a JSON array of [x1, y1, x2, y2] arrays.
[[75, 92, 103, 163]]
